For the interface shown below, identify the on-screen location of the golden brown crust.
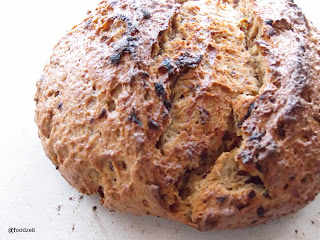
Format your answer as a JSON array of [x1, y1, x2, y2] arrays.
[[34, 0, 320, 230]]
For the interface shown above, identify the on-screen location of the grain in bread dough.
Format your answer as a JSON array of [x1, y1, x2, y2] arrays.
[[34, 0, 320, 230]]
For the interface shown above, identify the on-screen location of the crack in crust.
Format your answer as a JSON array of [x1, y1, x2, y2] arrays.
[[35, 0, 320, 231]]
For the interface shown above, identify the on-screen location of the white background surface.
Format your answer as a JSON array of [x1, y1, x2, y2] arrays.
[[0, 0, 319, 239]]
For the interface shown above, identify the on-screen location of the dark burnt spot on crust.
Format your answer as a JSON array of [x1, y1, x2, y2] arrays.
[[268, 29, 276, 36], [176, 53, 203, 69], [238, 150, 253, 164], [110, 52, 122, 64], [148, 119, 159, 130], [118, 14, 138, 35], [155, 83, 166, 97], [200, 149, 208, 162], [159, 53, 203, 75], [289, 174, 296, 181], [257, 206, 265, 217], [265, 19, 274, 26], [128, 111, 142, 126], [248, 131, 266, 141], [118, 14, 131, 24], [255, 162, 263, 173], [140, 71, 150, 79], [159, 58, 176, 74], [277, 121, 286, 139], [98, 109, 107, 119], [142, 10, 151, 19], [108, 161, 114, 171], [202, 173, 208, 179], [263, 190, 272, 199], [57, 102, 63, 110], [245, 176, 264, 186], [238, 102, 255, 127], [300, 45, 306, 52], [216, 195, 227, 203], [301, 176, 308, 184], [248, 190, 256, 199], [121, 161, 127, 170], [198, 108, 210, 125], [237, 203, 250, 211], [163, 99, 172, 111], [110, 36, 139, 64], [98, 186, 105, 198]]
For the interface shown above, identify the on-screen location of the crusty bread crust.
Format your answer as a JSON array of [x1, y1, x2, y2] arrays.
[[34, 0, 320, 230]]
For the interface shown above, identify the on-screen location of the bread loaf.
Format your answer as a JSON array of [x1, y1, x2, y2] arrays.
[[34, 0, 320, 230]]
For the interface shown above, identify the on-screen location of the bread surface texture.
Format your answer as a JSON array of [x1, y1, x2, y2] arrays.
[[34, 0, 320, 230]]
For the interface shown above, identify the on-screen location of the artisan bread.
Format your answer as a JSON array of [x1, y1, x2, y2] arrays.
[[34, 0, 320, 230]]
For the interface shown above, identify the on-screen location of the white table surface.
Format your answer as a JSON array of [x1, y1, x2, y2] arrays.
[[0, 0, 319, 239]]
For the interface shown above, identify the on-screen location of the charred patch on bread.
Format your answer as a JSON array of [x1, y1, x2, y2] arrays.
[[263, 190, 272, 199], [248, 131, 266, 141], [155, 83, 166, 97], [176, 53, 203, 69], [216, 195, 227, 203], [245, 176, 264, 186], [248, 190, 256, 199], [57, 102, 63, 110], [148, 119, 159, 129], [118, 14, 139, 35], [159, 58, 176, 74], [277, 121, 286, 139], [154, 83, 172, 111], [110, 36, 139, 64], [198, 108, 210, 125], [238, 102, 255, 127], [255, 163, 263, 173], [257, 206, 265, 217], [128, 112, 142, 126], [142, 10, 151, 19], [268, 29, 277, 37], [159, 53, 203, 75], [265, 19, 274, 26], [108, 161, 114, 171], [237, 203, 250, 211], [110, 52, 122, 64], [238, 150, 253, 164], [98, 109, 107, 119], [98, 186, 105, 198], [163, 99, 172, 111]]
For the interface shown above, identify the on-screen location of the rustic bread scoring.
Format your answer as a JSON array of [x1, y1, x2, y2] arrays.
[[34, 0, 320, 230]]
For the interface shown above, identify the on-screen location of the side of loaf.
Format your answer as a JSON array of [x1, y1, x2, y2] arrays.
[[34, 0, 320, 230]]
